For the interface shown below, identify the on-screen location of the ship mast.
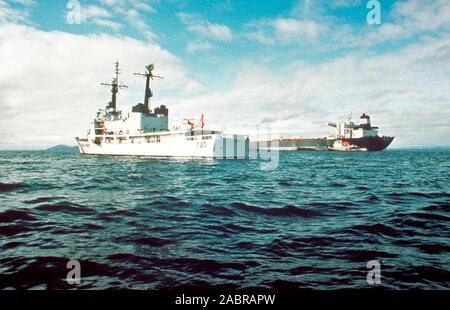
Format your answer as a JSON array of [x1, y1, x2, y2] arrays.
[[134, 64, 164, 114], [101, 61, 128, 110]]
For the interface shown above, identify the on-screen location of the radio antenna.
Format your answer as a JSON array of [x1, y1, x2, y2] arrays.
[[101, 61, 128, 110], [134, 64, 164, 113]]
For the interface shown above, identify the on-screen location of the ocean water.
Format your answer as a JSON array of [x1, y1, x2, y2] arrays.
[[0, 149, 449, 290]]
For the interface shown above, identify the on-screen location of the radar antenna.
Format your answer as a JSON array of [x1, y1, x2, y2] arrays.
[[134, 64, 164, 113], [101, 61, 128, 110]]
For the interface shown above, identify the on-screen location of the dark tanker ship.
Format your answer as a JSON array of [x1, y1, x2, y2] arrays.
[[253, 114, 394, 152], [327, 114, 394, 151]]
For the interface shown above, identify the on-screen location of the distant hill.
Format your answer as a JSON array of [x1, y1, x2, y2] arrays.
[[46, 145, 78, 152]]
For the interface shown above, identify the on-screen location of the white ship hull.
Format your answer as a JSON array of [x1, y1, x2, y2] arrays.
[[76, 130, 249, 159]]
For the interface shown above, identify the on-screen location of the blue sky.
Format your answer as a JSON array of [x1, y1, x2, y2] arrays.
[[29, 0, 397, 85], [0, 0, 449, 149]]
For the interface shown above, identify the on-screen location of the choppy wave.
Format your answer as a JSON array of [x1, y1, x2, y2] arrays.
[[0, 182, 28, 192], [231, 202, 325, 217], [35, 202, 96, 214], [0, 209, 37, 223]]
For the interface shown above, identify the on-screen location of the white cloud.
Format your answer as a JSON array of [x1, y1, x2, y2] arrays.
[[245, 17, 326, 45], [129, 0, 155, 13], [98, 0, 155, 13], [123, 8, 156, 40], [247, 0, 450, 52], [186, 40, 214, 53], [394, 0, 450, 31], [245, 1, 358, 49], [358, 0, 450, 45], [330, 0, 362, 8], [271, 18, 325, 41], [244, 27, 275, 45], [0, 23, 205, 150], [0, 0, 34, 24], [64, 3, 122, 31], [8, 0, 35, 6], [67, 0, 157, 38], [178, 13, 233, 42], [170, 34, 450, 147], [94, 18, 123, 31], [80, 4, 111, 21]]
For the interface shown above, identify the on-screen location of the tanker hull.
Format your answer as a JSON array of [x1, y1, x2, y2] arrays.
[[346, 136, 394, 151]]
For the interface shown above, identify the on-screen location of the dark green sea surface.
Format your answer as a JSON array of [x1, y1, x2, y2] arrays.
[[0, 149, 449, 289]]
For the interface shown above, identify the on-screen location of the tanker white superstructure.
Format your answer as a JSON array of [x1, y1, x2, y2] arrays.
[[76, 62, 249, 159]]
